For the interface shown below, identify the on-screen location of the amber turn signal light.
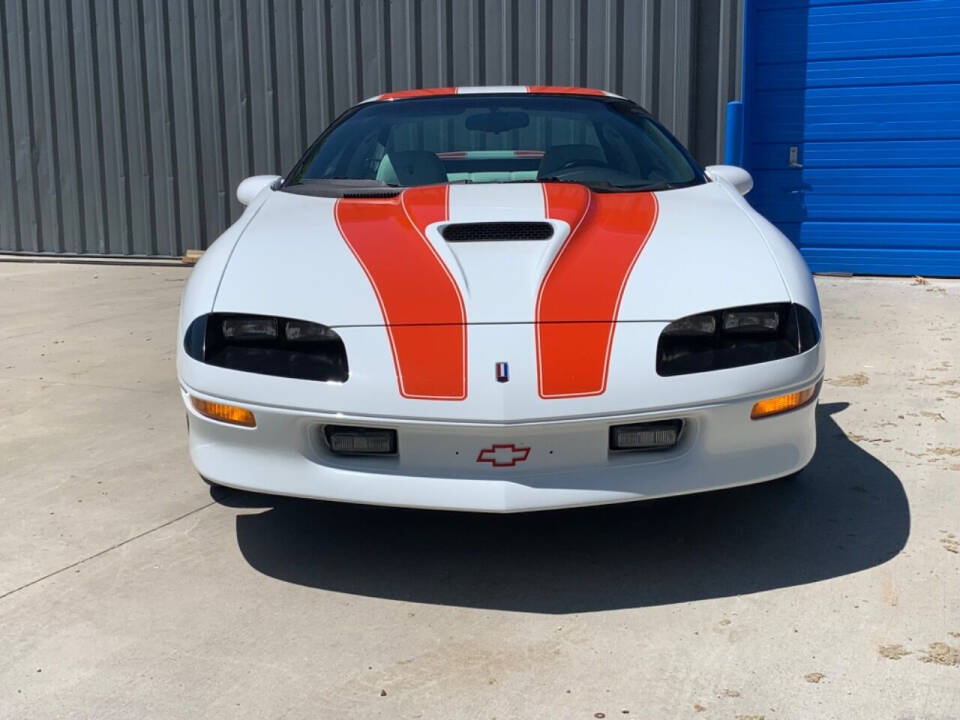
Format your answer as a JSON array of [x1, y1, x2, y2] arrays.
[[190, 396, 256, 427], [750, 382, 820, 420]]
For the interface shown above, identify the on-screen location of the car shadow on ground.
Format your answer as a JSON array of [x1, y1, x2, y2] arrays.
[[217, 402, 909, 613]]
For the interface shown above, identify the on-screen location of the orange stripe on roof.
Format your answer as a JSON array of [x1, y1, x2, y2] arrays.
[[536, 184, 658, 398], [379, 87, 457, 100], [335, 186, 467, 400]]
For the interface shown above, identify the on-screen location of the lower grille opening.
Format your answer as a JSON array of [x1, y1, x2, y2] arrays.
[[609, 420, 683, 452], [324, 425, 398, 456]]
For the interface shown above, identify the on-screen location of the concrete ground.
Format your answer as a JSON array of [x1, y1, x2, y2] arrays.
[[1, 261, 958, 720]]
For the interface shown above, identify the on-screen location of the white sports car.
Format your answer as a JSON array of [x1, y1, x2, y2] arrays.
[[178, 86, 824, 512]]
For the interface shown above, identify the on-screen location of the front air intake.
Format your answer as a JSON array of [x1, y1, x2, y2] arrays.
[[609, 420, 683, 452], [324, 425, 398, 455], [441, 222, 553, 242]]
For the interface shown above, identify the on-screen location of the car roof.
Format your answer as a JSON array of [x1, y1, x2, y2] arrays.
[[363, 85, 625, 103]]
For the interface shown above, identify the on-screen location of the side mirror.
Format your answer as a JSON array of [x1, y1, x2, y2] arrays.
[[704, 165, 753, 196], [237, 175, 282, 206]]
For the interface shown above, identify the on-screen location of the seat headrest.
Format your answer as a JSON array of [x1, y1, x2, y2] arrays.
[[376, 151, 447, 186], [537, 144, 605, 178]]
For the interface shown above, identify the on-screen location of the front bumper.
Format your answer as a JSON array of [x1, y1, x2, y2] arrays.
[[182, 379, 820, 512]]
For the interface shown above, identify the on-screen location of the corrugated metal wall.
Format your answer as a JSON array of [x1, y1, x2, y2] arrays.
[[0, 0, 742, 257]]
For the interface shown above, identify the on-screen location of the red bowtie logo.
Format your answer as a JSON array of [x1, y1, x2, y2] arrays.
[[476, 443, 531, 467]]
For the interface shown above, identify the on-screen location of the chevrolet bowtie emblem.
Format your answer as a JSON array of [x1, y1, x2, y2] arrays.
[[476, 443, 531, 467]]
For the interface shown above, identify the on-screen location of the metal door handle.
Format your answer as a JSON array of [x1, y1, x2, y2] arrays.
[[789, 145, 803, 168]]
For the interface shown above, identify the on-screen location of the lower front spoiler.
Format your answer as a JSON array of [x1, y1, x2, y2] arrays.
[[182, 386, 819, 513]]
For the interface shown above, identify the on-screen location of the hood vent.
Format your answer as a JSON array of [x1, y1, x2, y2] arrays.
[[441, 222, 553, 242]]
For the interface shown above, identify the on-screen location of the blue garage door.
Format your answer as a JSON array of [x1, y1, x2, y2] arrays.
[[742, 0, 960, 276]]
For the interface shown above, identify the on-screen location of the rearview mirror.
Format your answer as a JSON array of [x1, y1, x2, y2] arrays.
[[237, 175, 282, 205], [704, 165, 753, 195]]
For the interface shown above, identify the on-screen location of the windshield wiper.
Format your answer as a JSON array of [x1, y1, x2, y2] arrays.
[[612, 181, 680, 192], [282, 177, 405, 199], [284, 177, 401, 188], [502, 177, 676, 192], [499, 177, 615, 190], [501, 177, 581, 185]]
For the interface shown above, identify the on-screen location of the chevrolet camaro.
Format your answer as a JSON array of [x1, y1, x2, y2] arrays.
[[177, 86, 824, 512]]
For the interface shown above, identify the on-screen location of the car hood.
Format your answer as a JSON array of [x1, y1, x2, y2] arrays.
[[213, 181, 789, 325]]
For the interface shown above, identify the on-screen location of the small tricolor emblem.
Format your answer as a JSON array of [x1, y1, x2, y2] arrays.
[[496, 362, 509, 383]]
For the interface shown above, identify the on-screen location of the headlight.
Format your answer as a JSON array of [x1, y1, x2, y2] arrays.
[[656, 303, 819, 376], [222, 316, 278, 340], [184, 313, 348, 382]]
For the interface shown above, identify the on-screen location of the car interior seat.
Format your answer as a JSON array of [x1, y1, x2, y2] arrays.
[[376, 151, 448, 186]]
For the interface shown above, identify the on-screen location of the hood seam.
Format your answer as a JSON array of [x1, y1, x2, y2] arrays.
[[325, 320, 676, 329], [715, 180, 793, 303], [210, 195, 273, 311]]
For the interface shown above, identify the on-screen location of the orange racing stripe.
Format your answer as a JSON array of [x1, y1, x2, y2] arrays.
[[378, 87, 457, 100], [536, 184, 659, 398], [335, 186, 467, 400]]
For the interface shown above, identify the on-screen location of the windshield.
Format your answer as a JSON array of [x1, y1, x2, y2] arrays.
[[284, 95, 704, 194]]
